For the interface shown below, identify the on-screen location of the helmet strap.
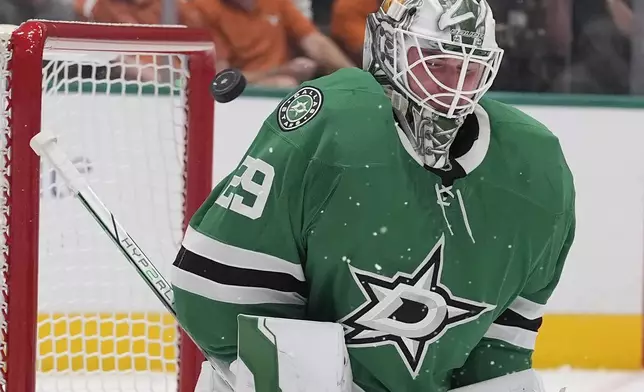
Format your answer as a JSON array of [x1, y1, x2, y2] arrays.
[[386, 86, 465, 170]]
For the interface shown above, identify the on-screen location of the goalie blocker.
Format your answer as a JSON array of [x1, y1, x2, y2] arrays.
[[194, 316, 553, 392]]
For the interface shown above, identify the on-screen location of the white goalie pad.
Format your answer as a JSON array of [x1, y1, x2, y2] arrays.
[[233, 315, 353, 392], [449, 369, 553, 392]]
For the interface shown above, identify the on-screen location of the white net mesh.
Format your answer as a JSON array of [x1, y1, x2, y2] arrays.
[[1, 25, 205, 392], [37, 53, 187, 392]]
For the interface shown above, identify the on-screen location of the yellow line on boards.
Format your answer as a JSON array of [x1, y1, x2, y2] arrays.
[[35, 313, 642, 372], [533, 314, 642, 369]]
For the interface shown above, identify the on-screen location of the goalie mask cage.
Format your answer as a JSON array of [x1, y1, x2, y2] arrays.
[[0, 21, 214, 392]]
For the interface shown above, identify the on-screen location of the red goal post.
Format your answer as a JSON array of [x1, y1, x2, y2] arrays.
[[0, 20, 215, 392]]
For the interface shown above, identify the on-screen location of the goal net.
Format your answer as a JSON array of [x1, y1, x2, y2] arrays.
[[0, 21, 215, 392]]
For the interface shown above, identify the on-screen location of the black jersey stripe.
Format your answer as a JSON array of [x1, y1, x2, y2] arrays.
[[493, 309, 543, 332], [173, 246, 308, 298]]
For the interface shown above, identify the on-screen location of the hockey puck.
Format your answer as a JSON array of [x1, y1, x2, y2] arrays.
[[211, 68, 246, 103]]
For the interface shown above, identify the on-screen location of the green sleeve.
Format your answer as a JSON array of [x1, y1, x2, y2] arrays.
[[171, 116, 342, 362], [452, 209, 576, 388]]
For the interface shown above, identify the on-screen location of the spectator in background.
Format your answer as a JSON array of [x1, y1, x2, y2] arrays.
[[36, 0, 76, 21], [75, 0, 203, 26], [0, 0, 74, 25], [193, 0, 355, 88], [486, 0, 571, 92], [75, 0, 208, 81], [548, 0, 632, 94], [330, 0, 379, 65], [0, 1, 36, 25]]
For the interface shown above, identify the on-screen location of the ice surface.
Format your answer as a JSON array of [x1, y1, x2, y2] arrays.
[[36, 373, 176, 392], [541, 368, 644, 392], [35, 369, 644, 392]]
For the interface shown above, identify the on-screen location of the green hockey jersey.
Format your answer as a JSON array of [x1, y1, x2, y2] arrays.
[[171, 67, 576, 392]]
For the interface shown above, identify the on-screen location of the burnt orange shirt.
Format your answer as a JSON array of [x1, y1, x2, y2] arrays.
[[193, 0, 317, 72], [83, 0, 204, 26], [331, 0, 380, 56], [76, 0, 208, 70]]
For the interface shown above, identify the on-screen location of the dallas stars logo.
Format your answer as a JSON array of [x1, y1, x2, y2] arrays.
[[339, 235, 495, 378], [277, 86, 323, 131]]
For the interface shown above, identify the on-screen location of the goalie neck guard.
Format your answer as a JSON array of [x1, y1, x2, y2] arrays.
[[363, 0, 503, 169]]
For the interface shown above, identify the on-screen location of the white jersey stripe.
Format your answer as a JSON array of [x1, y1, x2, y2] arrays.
[[483, 323, 538, 350], [170, 266, 306, 306], [182, 226, 305, 281], [509, 296, 545, 320]]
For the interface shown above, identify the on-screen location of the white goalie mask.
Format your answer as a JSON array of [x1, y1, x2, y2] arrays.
[[364, 0, 503, 169]]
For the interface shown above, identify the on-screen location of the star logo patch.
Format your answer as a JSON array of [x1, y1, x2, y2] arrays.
[[277, 86, 323, 131], [339, 235, 495, 378]]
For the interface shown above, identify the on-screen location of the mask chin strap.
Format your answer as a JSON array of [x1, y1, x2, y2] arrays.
[[412, 107, 463, 169], [387, 87, 463, 170]]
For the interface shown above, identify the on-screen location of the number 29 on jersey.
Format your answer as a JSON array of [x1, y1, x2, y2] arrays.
[[215, 155, 275, 220]]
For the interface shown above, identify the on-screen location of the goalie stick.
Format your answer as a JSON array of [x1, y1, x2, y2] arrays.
[[30, 131, 235, 390]]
